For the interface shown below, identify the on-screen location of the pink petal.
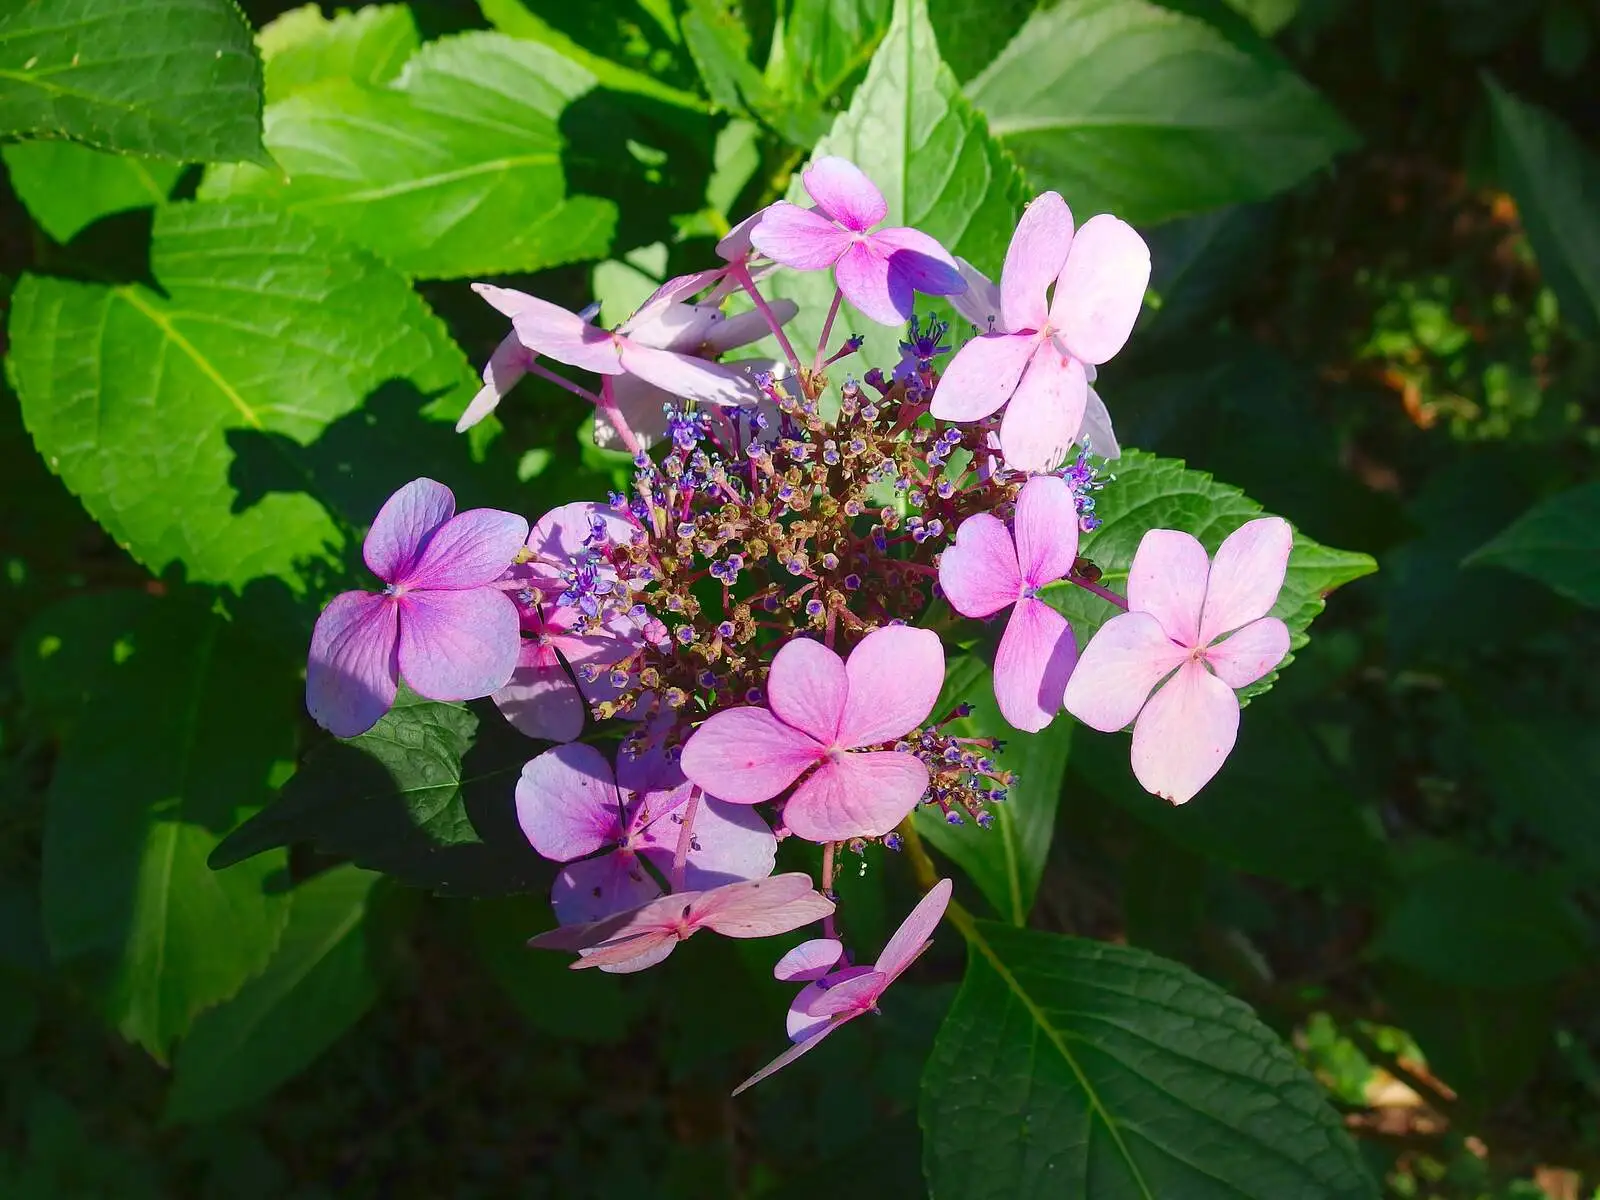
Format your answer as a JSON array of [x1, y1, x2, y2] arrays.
[[998, 342, 1086, 473], [626, 270, 728, 327], [493, 646, 585, 741], [613, 738, 687, 799], [1049, 214, 1151, 365], [717, 209, 762, 262], [786, 966, 877, 1039], [585, 940, 676, 974], [527, 889, 689, 951], [938, 512, 1022, 618], [691, 873, 835, 937], [524, 501, 635, 587], [774, 938, 844, 982], [1080, 385, 1120, 459], [1197, 517, 1293, 644], [993, 598, 1076, 733], [749, 202, 852, 270], [782, 751, 930, 841], [1061, 610, 1188, 732], [456, 333, 530, 432], [679, 707, 823, 803], [401, 507, 528, 590], [836, 625, 945, 748], [873, 226, 966, 299], [1130, 659, 1240, 805], [766, 636, 848, 743], [835, 238, 909, 326], [305, 591, 399, 738], [638, 798, 778, 891], [731, 1020, 842, 1096], [1001, 191, 1073, 332], [395, 587, 520, 701], [515, 741, 622, 861], [1126, 529, 1209, 646], [950, 257, 1003, 329], [552, 851, 662, 927], [620, 297, 720, 348], [926, 331, 1036, 423], [1014, 474, 1080, 587], [618, 340, 763, 407], [363, 477, 455, 585], [804, 970, 888, 1018], [1205, 616, 1290, 689], [803, 156, 887, 231], [571, 930, 678, 971], [875, 878, 953, 980], [700, 303, 796, 353], [487, 286, 625, 376]]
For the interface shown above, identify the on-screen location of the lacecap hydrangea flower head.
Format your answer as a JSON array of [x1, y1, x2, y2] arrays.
[[303, 160, 1293, 1092]]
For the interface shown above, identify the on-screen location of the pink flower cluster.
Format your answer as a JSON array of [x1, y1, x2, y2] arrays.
[[304, 156, 1294, 1092]]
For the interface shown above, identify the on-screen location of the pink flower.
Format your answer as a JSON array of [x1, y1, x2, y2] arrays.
[[750, 157, 965, 326], [527, 872, 834, 971], [679, 626, 945, 841], [517, 742, 777, 971], [306, 478, 528, 738], [1062, 517, 1294, 803], [930, 192, 1149, 471], [938, 475, 1079, 732], [732, 878, 953, 1095]]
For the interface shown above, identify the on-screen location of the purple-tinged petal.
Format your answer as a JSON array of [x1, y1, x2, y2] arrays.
[[787, 965, 879, 1039], [804, 970, 888, 1018], [782, 751, 930, 841], [552, 851, 662, 926], [493, 643, 585, 741], [1126, 528, 1209, 646], [1130, 659, 1239, 804], [637, 798, 778, 891], [1014, 474, 1080, 587], [998, 342, 1086, 473], [1061, 610, 1187, 733], [1197, 517, 1293, 644], [570, 931, 678, 971], [586, 939, 677, 974], [700, 302, 797, 353], [472, 283, 541, 319], [803, 156, 888, 231], [749, 202, 853, 270], [1205, 616, 1290, 689], [1049, 214, 1151, 365], [680, 707, 823, 803], [835, 238, 910, 326], [401, 507, 529, 591], [306, 591, 399, 738], [731, 1019, 843, 1096], [717, 209, 763, 262], [515, 741, 622, 861], [774, 938, 844, 982], [950, 257, 1004, 329], [528, 889, 692, 951], [524, 501, 635, 588], [626, 270, 728, 330], [1080, 385, 1120, 459], [613, 737, 687, 800], [836, 625, 945, 748], [691, 873, 835, 937], [1001, 191, 1073, 332], [874, 226, 966, 298], [927, 331, 1036, 423], [618, 340, 764, 408], [495, 287, 625, 376], [396, 587, 520, 701], [620, 298, 722, 349], [875, 878, 953, 981], [993, 598, 1076, 734], [938, 512, 1022, 619], [766, 636, 847, 744], [363, 477, 454, 585], [457, 332, 530, 433]]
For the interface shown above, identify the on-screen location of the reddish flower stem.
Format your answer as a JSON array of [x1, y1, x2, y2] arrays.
[[595, 376, 642, 456], [813, 287, 844, 376], [1068, 576, 1129, 610], [528, 361, 603, 407], [731, 262, 803, 380], [670, 786, 702, 892], [820, 840, 839, 941]]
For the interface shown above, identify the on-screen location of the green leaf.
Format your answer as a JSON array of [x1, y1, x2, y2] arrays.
[[7, 199, 476, 594], [1474, 716, 1600, 873], [921, 922, 1376, 1199], [211, 695, 546, 898], [1485, 76, 1600, 337], [31, 590, 296, 1061], [1371, 855, 1590, 991], [165, 865, 385, 1122], [916, 654, 1071, 925], [256, 3, 420, 103], [198, 32, 618, 279], [0, 0, 266, 163], [1465, 481, 1600, 608], [926, 0, 1035, 82], [1, 140, 182, 242], [966, 0, 1358, 225], [769, 0, 891, 114]]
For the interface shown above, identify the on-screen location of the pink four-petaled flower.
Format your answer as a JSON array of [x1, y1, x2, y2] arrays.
[[1063, 517, 1294, 803], [679, 625, 945, 841]]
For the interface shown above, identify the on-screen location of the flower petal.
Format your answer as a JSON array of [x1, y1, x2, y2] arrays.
[[402, 507, 529, 591], [774, 938, 844, 982], [482, 285, 625, 375], [926, 331, 1036, 423], [835, 238, 910, 326], [637, 798, 778, 891], [363, 477, 455, 585], [1014, 474, 1080, 587], [396, 587, 520, 701], [1049, 214, 1151, 365], [594, 375, 673, 450], [515, 742, 622, 861], [679, 706, 823, 803], [306, 591, 399, 738], [456, 332, 530, 433], [1130, 660, 1240, 804], [717, 209, 762, 262], [618, 341, 764, 407], [1205, 616, 1290, 689], [875, 877, 953, 980], [1001, 191, 1073, 332], [998, 342, 1086, 473], [874, 226, 966, 298], [803, 156, 887, 231], [524, 501, 635, 588], [938, 512, 1022, 619], [766, 635, 848, 743], [804, 969, 888, 1018], [492, 644, 585, 741], [1079, 385, 1120, 459], [731, 1019, 843, 1096], [1061, 610, 1187, 732], [1197, 517, 1293, 644], [1126, 528, 1209, 646], [551, 852, 662, 926], [950, 257, 1003, 329], [836, 625, 945, 748], [570, 931, 678, 971], [690, 873, 836, 937], [749, 202, 853, 270], [993, 598, 1076, 733], [700, 302, 797, 353], [782, 751, 930, 841]]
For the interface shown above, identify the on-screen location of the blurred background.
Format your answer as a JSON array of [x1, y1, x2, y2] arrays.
[[1, 0, 1597, 1196]]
